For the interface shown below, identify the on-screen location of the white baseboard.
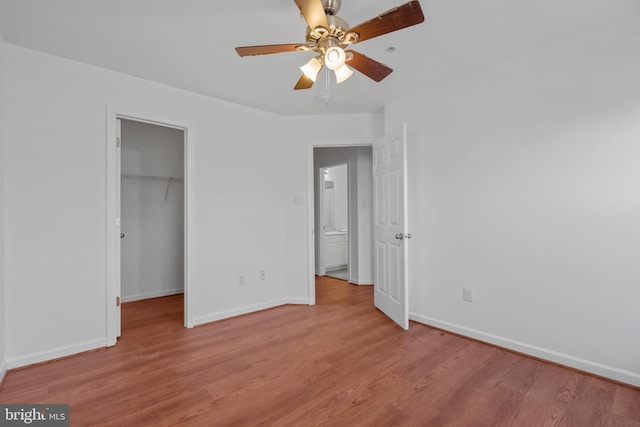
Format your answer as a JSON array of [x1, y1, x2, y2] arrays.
[[286, 297, 310, 305], [2, 300, 304, 371], [6, 338, 106, 370], [409, 313, 640, 388], [194, 299, 288, 326], [350, 280, 373, 285], [122, 288, 184, 303]]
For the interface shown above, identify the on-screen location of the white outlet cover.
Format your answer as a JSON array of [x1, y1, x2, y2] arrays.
[[463, 287, 473, 302]]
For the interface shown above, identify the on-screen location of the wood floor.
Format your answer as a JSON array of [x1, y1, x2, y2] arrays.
[[1, 277, 639, 426]]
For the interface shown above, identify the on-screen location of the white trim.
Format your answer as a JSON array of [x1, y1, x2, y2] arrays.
[[6, 339, 106, 370], [286, 298, 310, 305], [121, 289, 184, 303], [106, 106, 195, 347], [105, 106, 118, 346], [194, 299, 289, 326], [306, 143, 316, 306], [316, 165, 326, 277], [0, 362, 6, 384], [409, 313, 640, 388], [306, 139, 372, 306], [183, 124, 195, 328], [350, 279, 373, 285]]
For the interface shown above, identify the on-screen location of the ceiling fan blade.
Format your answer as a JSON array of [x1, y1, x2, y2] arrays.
[[294, 0, 330, 31], [347, 1, 425, 44], [294, 73, 316, 90], [345, 50, 393, 82], [235, 44, 303, 57]]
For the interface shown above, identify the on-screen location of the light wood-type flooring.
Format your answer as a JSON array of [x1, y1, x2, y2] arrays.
[[1, 276, 639, 426]]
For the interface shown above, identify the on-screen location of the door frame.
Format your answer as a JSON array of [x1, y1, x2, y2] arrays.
[[306, 139, 371, 306], [106, 106, 195, 346]]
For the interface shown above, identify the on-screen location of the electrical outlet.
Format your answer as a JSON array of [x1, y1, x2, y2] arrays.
[[260, 270, 266, 281], [463, 287, 473, 302], [238, 276, 246, 287]]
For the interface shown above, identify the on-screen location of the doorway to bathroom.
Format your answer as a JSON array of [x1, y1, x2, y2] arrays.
[[321, 163, 349, 280], [313, 146, 374, 287], [309, 125, 408, 329]]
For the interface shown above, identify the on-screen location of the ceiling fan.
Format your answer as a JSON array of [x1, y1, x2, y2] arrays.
[[235, 0, 425, 90]]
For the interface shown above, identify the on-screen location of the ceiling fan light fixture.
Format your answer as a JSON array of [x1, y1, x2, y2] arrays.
[[300, 57, 323, 81], [235, 0, 426, 91], [324, 46, 346, 70], [334, 64, 353, 84]]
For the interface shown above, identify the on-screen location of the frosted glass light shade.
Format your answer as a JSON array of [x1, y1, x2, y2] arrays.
[[300, 57, 323, 81], [324, 46, 346, 71], [334, 64, 353, 84]]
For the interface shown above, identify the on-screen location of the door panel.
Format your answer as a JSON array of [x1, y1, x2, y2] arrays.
[[375, 174, 385, 225], [389, 243, 401, 302], [373, 124, 409, 330], [389, 168, 401, 225], [375, 241, 386, 294]]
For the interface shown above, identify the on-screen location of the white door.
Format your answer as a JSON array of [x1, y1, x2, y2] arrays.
[[115, 118, 122, 338], [373, 124, 409, 329]]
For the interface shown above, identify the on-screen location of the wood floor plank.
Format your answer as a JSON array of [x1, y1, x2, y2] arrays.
[[1, 277, 639, 426], [614, 384, 640, 422]]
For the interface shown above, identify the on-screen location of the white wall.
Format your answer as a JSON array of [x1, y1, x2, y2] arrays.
[[120, 119, 184, 302], [314, 147, 374, 284], [385, 15, 640, 386], [3, 44, 374, 367], [355, 146, 373, 284], [0, 31, 7, 380]]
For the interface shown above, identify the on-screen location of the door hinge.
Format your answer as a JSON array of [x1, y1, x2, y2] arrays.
[[116, 137, 121, 148], [116, 296, 121, 307]]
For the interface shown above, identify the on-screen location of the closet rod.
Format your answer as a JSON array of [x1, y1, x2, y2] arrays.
[[121, 173, 184, 183]]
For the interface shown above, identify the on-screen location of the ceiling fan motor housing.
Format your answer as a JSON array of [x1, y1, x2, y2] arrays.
[[322, 0, 341, 15], [305, 14, 351, 47]]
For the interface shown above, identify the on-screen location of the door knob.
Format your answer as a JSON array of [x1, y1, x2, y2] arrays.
[[120, 233, 125, 239], [395, 233, 404, 240]]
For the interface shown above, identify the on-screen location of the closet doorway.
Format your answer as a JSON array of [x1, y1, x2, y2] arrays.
[[120, 119, 185, 326]]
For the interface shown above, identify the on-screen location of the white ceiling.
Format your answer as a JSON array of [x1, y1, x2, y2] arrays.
[[0, 0, 638, 115]]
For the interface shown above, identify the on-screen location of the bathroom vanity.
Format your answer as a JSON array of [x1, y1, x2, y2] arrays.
[[324, 230, 348, 271]]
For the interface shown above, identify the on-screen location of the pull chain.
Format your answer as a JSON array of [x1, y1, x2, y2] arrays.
[[324, 67, 331, 107]]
